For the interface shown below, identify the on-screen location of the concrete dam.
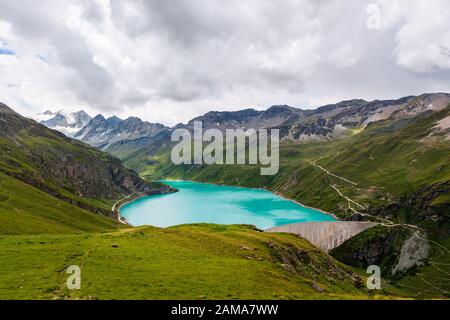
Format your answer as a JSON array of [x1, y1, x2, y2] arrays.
[[266, 221, 378, 252]]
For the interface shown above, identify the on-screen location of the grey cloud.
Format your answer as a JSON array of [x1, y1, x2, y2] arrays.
[[0, 0, 449, 124], [0, 0, 125, 111]]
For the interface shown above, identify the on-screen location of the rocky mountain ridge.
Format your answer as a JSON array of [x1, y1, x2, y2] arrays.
[[36, 93, 450, 152], [74, 114, 169, 150]]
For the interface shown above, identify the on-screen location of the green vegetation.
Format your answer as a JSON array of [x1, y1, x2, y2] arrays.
[[0, 105, 152, 218], [129, 106, 450, 298], [0, 224, 379, 300], [0, 130, 120, 213], [431, 194, 450, 206], [146, 106, 450, 224], [0, 104, 145, 234], [1, 102, 449, 299], [0, 172, 123, 235]]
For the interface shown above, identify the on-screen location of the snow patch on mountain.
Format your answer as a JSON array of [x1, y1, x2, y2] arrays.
[[33, 110, 92, 137]]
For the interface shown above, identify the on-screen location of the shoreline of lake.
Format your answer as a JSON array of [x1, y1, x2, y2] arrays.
[[161, 178, 339, 220], [115, 186, 178, 225], [119, 179, 337, 229], [271, 191, 339, 220]]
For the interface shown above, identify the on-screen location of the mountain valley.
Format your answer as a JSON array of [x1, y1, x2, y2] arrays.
[[2, 93, 450, 299]]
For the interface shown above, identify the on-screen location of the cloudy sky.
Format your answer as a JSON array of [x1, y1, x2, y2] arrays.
[[0, 0, 449, 125]]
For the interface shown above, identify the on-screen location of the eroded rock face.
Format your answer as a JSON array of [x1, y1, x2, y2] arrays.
[[74, 114, 169, 149], [392, 233, 430, 275], [330, 226, 430, 277], [330, 226, 410, 274]]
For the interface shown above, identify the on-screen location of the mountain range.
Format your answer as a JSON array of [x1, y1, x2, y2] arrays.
[[34, 94, 450, 221], [36, 93, 450, 152], [0, 100, 368, 299], [141, 93, 450, 296], [5, 92, 450, 298]]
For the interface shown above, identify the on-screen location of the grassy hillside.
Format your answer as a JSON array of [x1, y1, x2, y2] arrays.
[[147, 106, 450, 227], [0, 172, 123, 235], [1, 101, 448, 299], [0, 224, 382, 300], [0, 102, 153, 235], [135, 105, 450, 298], [0, 102, 155, 218]]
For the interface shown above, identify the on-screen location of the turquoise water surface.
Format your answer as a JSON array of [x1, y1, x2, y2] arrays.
[[120, 180, 335, 230]]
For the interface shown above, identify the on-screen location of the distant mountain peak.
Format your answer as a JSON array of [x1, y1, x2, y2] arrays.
[[107, 115, 122, 121], [34, 109, 92, 137], [125, 116, 142, 121], [74, 113, 169, 149], [92, 114, 106, 121], [27, 92, 450, 154]]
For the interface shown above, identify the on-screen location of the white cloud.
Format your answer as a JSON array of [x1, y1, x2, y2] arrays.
[[329, 42, 361, 69], [0, 0, 449, 125], [374, 0, 450, 72]]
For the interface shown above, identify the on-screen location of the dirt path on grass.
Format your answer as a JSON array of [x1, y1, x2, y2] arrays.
[[311, 159, 359, 186]]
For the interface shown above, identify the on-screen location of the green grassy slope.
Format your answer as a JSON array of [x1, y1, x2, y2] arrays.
[[1, 102, 447, 299], [134, 106, 450, 298], [0, 224, 379, 300], [147, 107, 450, 223], [0, 103, 153, 217], [0, 172, 123, 235], [0, 130, 113, 213], [0, 132, 113, 210]]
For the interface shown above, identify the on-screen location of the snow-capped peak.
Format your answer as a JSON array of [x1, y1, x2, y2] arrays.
[[34, 110, 92, 137]]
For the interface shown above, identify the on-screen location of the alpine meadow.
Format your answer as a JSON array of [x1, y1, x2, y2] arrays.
[[0, 0, 450, 306]]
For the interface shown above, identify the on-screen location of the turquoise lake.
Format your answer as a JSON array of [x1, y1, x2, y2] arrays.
[[120, 180, 336, 230]]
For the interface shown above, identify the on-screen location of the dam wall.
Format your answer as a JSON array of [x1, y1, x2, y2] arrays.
[[266, 221, 378, 251]]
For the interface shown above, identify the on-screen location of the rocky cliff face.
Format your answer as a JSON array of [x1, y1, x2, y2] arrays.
[[0, 102, 158, 216], [330, 226, 416, 276], [185, 105, 303, 132], [284, 94, 450, 141], [330, 225, 431, 278]]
